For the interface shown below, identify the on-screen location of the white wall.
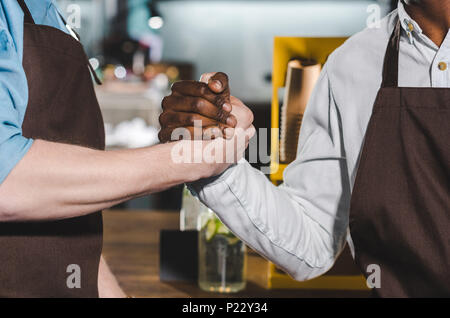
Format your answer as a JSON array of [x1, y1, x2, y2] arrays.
[[159, 0, 391, 102]]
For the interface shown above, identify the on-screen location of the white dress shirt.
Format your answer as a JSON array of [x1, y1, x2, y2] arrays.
[[190, 2, 450, 281]]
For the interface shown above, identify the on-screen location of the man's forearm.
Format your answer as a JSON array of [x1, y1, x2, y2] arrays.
[[191, 159, 344, 281], [0, 139, 212, 221]]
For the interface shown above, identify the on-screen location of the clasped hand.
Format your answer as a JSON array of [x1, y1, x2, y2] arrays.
[[159, 72, 255, 173]]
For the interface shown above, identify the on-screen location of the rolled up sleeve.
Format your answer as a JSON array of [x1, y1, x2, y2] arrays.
[[0, 15, 33, 184], [190, 63, 351, 281]]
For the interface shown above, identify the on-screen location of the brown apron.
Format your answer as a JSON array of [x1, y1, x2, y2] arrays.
[[349, 20, 450, 297], [0, 1, 104, 297]]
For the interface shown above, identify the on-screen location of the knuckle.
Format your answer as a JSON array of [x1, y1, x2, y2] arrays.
[[159, 111, 177, 127], [200, 72, 212, 82], [214, 94, 226, 107], [192, 98, 204, 112], [247, 109, 254, 123], [158, 112, 167, 125], [199, 82, 208, 96], [158, 129, 166, 142], [216, 109, 228, 123], [189, 98, 197, 112], [171, 81, 180, 91], [249, 125, 256, 136], [161, 96, 171, 110], [187, 113, 196, 125]]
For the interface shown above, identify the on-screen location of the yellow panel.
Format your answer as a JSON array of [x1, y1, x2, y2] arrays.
[[267, 262, 368, 290], [270, 37, 347, 185], [268, 37, 367, 291], [272, 37, 347, 88], [269, 273, 368, 290], [269, 163, 287, 183]]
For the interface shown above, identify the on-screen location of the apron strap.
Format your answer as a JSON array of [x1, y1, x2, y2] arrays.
[[57, 11, 82, 42], [381, 19, 401, 88], [17, 0, 35, 24], [17, 1, 102, 85], [88, 60, 102, 85], [55, 10, 101, 85]]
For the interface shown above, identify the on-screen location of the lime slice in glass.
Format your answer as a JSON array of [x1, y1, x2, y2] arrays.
[[205, 219, 218, 241], [216, 222, 230, 236]]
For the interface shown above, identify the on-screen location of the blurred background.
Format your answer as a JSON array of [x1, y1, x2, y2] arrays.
[[52, 0, 402, 297], [55, 0, 395, 210]]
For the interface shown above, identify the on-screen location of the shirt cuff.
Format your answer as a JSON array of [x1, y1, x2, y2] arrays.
[[187, 158, 244, 195]]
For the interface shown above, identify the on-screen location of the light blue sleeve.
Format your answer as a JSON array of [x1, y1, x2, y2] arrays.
[[0, 6, 33, 184]]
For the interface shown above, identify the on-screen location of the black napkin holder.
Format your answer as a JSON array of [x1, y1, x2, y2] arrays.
[[159, 230, 198, 282]]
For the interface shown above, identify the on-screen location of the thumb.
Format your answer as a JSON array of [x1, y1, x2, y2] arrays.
[[200, 72, 229, 94], [208, 72, 229, 94], [200, 72, 216, 84]]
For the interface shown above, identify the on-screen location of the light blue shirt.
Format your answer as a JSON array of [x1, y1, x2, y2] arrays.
[[0, 0, 66, 184], [191, 1, 450, 280]]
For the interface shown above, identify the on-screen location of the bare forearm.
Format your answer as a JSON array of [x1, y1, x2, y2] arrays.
[[0, 139, 210, 221]]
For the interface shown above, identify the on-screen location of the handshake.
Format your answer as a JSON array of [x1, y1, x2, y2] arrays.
[[158, 72, 256, 174]]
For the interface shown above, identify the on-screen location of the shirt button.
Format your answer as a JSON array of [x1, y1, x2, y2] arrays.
[[438, 62, 447, 71], [407, 22, 414, 32]]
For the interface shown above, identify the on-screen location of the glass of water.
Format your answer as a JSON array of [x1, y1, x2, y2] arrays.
[[198, 209, 247, 293]]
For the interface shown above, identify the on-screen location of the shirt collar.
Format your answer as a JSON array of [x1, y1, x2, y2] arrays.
[[397, 1, 423, 44]]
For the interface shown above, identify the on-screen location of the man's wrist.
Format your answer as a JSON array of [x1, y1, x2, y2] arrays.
[[187, 163, 237, 195]]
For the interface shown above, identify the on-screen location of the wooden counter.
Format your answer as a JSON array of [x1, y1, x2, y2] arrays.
[[102, 210, 370, 298]]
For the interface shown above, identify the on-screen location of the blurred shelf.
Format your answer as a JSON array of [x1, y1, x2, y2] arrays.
[[96, 82, 163, 128]]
